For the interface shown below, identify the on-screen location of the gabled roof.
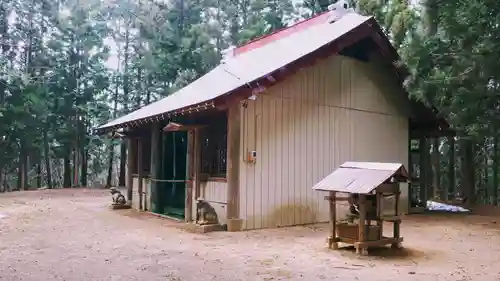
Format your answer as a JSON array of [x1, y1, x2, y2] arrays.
[[312, 162, 409, 194], [232, 10, 333, 57], [94, 10, 410, 134]]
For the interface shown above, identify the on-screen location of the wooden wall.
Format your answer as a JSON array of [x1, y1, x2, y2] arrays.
[[132, 176, 150, 211], [238, 55, 409, 230], [195, 181, 228, 225]]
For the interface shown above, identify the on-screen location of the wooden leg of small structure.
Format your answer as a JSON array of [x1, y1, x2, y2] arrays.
[[392, 191, 402, 249], [357, 195, 368, 256], [376, 192, 383, 239], [328, 192, 338, 250]]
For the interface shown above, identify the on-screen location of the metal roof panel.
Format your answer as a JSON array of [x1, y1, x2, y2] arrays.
[[312, 161, 408, 194], [96, 12, 370, 131]]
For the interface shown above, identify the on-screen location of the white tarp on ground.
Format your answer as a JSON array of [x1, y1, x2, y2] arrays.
[[427, 200, 470, 212]]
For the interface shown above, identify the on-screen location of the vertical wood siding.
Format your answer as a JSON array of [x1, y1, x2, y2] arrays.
[[132, 176, 150, 211], [239, 55, 409, 230], [191, 181, 228, 224]]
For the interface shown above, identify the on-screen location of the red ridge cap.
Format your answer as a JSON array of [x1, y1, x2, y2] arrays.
[[233, 10, 332, 57]]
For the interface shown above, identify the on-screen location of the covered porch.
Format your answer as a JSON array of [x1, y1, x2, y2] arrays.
[[116, 101, 241, 230]]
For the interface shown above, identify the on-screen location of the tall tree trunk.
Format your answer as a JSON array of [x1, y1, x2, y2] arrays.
[[419, 137, 429, 203], [17, 142, 27, 191], [493, 135, 498, 206], [63, 149, 72, 188], [106, 73, 120, 188], [146, 74, 152, 104], [36, 157, 42, 189], [74, 137, 79, 187], [459, 138, 475, 207], [17, 158, 23, 191], [448, 137, 456, 199], [119, 23, 131, 187], [432, 138, 440, 199], [43, 127, 52, 189], [106, 147, 115, 188], [0, 167, 3, 193], [483, 149, 489, 203], [0, 3, 8, 105], [80, 119, 88, 187]]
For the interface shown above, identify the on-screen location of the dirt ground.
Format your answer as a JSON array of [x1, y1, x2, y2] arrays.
[[1, 189, 500, 281]]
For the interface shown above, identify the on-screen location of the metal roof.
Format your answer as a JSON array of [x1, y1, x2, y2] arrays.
[[96, 12, 371, 132], [312, 162, 409, 194]]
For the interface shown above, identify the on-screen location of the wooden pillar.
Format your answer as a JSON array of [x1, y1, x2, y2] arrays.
[[357, 194, 368, 255], [126, 138, 134, 205], [376, 191, 383, 238], [391, 189, 401, 249], [328, 192, 338, 249], [137, 138, 143, 210], [150, 123, 161, 213], [193, 128, 201, 205], [185, 130, 195, 222], [226, 103, 242, 231]]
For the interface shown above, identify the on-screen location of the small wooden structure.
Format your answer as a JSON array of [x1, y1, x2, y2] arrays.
[[312, 162, 409, 256]]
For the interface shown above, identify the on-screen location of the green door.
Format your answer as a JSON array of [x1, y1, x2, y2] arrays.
[[157, 131, 188, 219]]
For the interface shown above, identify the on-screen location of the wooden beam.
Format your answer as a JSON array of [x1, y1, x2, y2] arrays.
[[226, 103, 242, 231], [126, 138, 134, 205], [185, 130, 195, 222], [193, 128, 201, 202], [163, 122, 207, 132], [137, 138, 143, 210], [150, 123, 161, 213]]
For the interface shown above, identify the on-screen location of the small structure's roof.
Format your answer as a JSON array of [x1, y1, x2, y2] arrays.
[[95, 11, 375, 133], [312, 162, 409, 194]]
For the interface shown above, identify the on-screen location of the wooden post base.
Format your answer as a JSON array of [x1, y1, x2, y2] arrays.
[[327, 236, 338, 250], [355, 246, 368, 256], [391, 242, 403, 249]]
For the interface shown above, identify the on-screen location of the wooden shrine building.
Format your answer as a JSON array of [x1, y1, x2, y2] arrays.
[[94, 7, 448, 231]]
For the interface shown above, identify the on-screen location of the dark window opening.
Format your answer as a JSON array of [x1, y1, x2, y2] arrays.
[[200, 115, 227, 178], [131, 133, 152, 176]]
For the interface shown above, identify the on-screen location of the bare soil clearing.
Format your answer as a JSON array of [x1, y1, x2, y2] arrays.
[[1, 189, 500, 281]]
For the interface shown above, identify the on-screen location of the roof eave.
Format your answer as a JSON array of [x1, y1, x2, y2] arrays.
[[93, 100, 217, 135]]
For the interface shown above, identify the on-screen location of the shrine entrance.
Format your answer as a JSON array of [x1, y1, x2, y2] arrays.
[[152, 131, 188, 219]]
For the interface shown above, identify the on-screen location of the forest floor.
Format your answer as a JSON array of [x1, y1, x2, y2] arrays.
[[1, 189, 500, 281]]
